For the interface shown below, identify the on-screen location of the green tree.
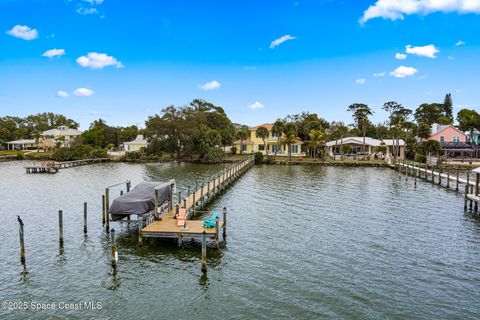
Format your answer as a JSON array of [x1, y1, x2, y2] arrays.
[[414, 103, 443, 126], [281, 122, 298, 161], [443, 93, 453, 122], [308, 129, 325, 159], [255, 126, 269, 155], [272, 120, 284, 156], [235, 125, 250, 154], [457, 108, 480, 145], [347, 103, 373, 160]]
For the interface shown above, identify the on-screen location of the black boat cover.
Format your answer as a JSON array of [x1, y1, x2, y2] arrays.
[[109, 181, 172, 219]]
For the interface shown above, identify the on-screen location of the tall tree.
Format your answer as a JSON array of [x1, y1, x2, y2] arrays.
[[414, 103, 443, 126], [457, 108, 480, 145], [443, 93, 453, 122], [255, 126, 269, 155], [281, 123, 298, 161], [272, 120, 284, 156], [235, 125, 250, 154], [347, 103, 373, 160]]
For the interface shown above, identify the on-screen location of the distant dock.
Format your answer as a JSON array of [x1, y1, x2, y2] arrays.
[[25, 158, 109, 174], [0, 155, 17, 162]]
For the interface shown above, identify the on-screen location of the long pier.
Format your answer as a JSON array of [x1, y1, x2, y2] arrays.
[[140, 156, 254, 246], [25, 158, 109, 174], [395, 160, 480, 211]]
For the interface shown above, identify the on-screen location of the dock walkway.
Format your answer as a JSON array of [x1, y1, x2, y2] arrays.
[[140, 156, 254, 244], [25, 158, 109, 173]]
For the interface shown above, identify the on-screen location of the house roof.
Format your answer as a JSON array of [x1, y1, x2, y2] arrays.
[[41, 126, 82, 136], [431, 125, 466, 137], [250, 123, 273, 130], [124, 135, 148, 145], [326, 137, 405, 147], [233, 139, 254, 145], [6, 139, 36, 144]]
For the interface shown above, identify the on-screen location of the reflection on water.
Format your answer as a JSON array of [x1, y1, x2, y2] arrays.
[[1, 161, 480, 319]]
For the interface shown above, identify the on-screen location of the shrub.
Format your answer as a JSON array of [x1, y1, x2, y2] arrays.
[[89, 148, 108, 159], [16, 152, 25, 160], [125, 151, 141, 161], [202, 148, 225, 163], [264, 156, 274, 164], [231, 146, 237, 155], [254, 152, 264, 164], [415, 154, 426, 163]]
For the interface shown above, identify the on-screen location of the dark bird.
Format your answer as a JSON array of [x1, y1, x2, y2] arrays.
[[17, 215, 24, 226]]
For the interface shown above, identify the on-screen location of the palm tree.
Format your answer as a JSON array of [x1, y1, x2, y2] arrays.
[[255, 126, 269, 156], [281, 123, 297, 161], [272, 120, 284, 157], [308, 129, 325, 159], [235, 125, 250, 154], [347, 103, 373, 160]]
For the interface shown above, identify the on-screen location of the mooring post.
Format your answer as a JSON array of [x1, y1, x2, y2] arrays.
[[475, 173, 479, 212], [178, 191, 182, 206], [83, 202, 88, 235], [58, 210, 64, 246], [126, 180, 131, 193], [446, 172, 450, 189], [154, 189, 159, 214], [438, 169, 442, 186], [464, 185, 468, 211], [102, 195, 106, 225], [187, 186, 191, 197], [222, 207, 227, 241], [120, 190, 123, 196], [214, 215, 220, 248], [18, 218, 25, 265], [105, 188, 110, 233], [138, 218, 143, 246], [111, 228, 117, 268], [200, 182, 204, 209], [456, 171, 459, 191], [168, 183, 173, 211], [192, 190, 196, 216], [201, 231, 207, 273], [414, 168, 417, 187]]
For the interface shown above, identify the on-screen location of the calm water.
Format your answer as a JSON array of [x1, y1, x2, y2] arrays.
[[1, 161, 480, 319]]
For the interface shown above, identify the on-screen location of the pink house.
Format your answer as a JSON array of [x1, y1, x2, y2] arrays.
[[429, 124, 467, 143]]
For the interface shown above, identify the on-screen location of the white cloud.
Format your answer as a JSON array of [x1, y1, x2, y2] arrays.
[[42, 48, 66, 58], [405, 44, 439, 58], [395, 52, 407, 60], [390, 65, 418, 78], [270, 35, 296, 49], [76, 52, 123, 69], [73, 88, 94, 96], [83, 0, 104, 4], [77, 7, 98, 15], [360, 0, 480, 24], [249, 101, 264, 110], [199, 80, 221, 90], [456, 40, 466, 46], [56, 90, 69, 98], [356, 78, 366, 84], [373, 72, 386, 77], [6, 25, 38, 40]]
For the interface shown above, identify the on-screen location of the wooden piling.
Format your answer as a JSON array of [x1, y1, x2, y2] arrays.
[[19, 220, 25, 265], [154, 189, 159, 214], [102, 195, 106, 225], [446, 172, 450, 189], [138, 218, 143, 246], [192, 189, 196, 216], [200, 182, 204, 209], [438, 169, 442, 185], [178, 191, 182, 206], [83, 202, 88, 234], [105, 188, 110, 233], [111, 228, 117, 268], [464, 185, 468, 211], [126, 181, 131, 192], [58, 210, 64, 246], [456, 171, 459, 191], [201, 231, 207, 273], [414, 168, 417, 187], [120, 190, 123, 196], [222, 207, 227, 241]]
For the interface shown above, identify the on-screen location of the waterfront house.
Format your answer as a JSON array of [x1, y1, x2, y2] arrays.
[[466, 129, 480, 144], [429, 124, 467, 143], [5, 139, 36, 150], [40, 126, 82, 148], [326, 137, 405, 160], [124, 135, 148, 152], [233, 123, 304, 156]]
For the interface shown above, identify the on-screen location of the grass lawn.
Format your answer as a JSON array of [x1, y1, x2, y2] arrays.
[[0, 150, 29, 155]]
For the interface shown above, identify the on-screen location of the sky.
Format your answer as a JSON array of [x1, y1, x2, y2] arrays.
[[0, 0, 479, 130]]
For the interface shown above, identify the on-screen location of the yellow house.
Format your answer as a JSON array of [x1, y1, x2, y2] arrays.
[[124, 135, 148, 152], [234, 123, 304, 156]]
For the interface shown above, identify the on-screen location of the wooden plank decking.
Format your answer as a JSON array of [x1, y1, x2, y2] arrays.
[[139, 156, 254, 240]]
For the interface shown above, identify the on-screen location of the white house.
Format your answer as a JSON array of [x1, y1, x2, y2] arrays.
[[40, 126, 82, 148], [5, 139, 36, 150], [326, 137, 405, 160]]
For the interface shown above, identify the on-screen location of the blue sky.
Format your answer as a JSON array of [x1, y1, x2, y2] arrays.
[[0, 0, 479, 129]]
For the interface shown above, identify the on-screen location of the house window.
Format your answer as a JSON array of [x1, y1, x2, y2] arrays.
[[241, 144, 247, 152], [272, 145, 280, 153], [272, 132, 279, 138], [258, 144, 265, 151], [291, 144, 298, 154], [452, 136, 460, 142], [440, 136, 445, 142]]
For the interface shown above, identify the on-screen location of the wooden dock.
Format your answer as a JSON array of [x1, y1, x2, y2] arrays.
[[0, 155, 17, 162], [25, 158, 109, 174], [396, 160, 480, 212], [140, 156, 254, 246]]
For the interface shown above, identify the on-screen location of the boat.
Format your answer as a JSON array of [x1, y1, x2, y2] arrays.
[[109, 180, 175, 222]]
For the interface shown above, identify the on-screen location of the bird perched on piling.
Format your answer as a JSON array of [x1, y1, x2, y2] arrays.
[[17, 215, 24, 226]]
